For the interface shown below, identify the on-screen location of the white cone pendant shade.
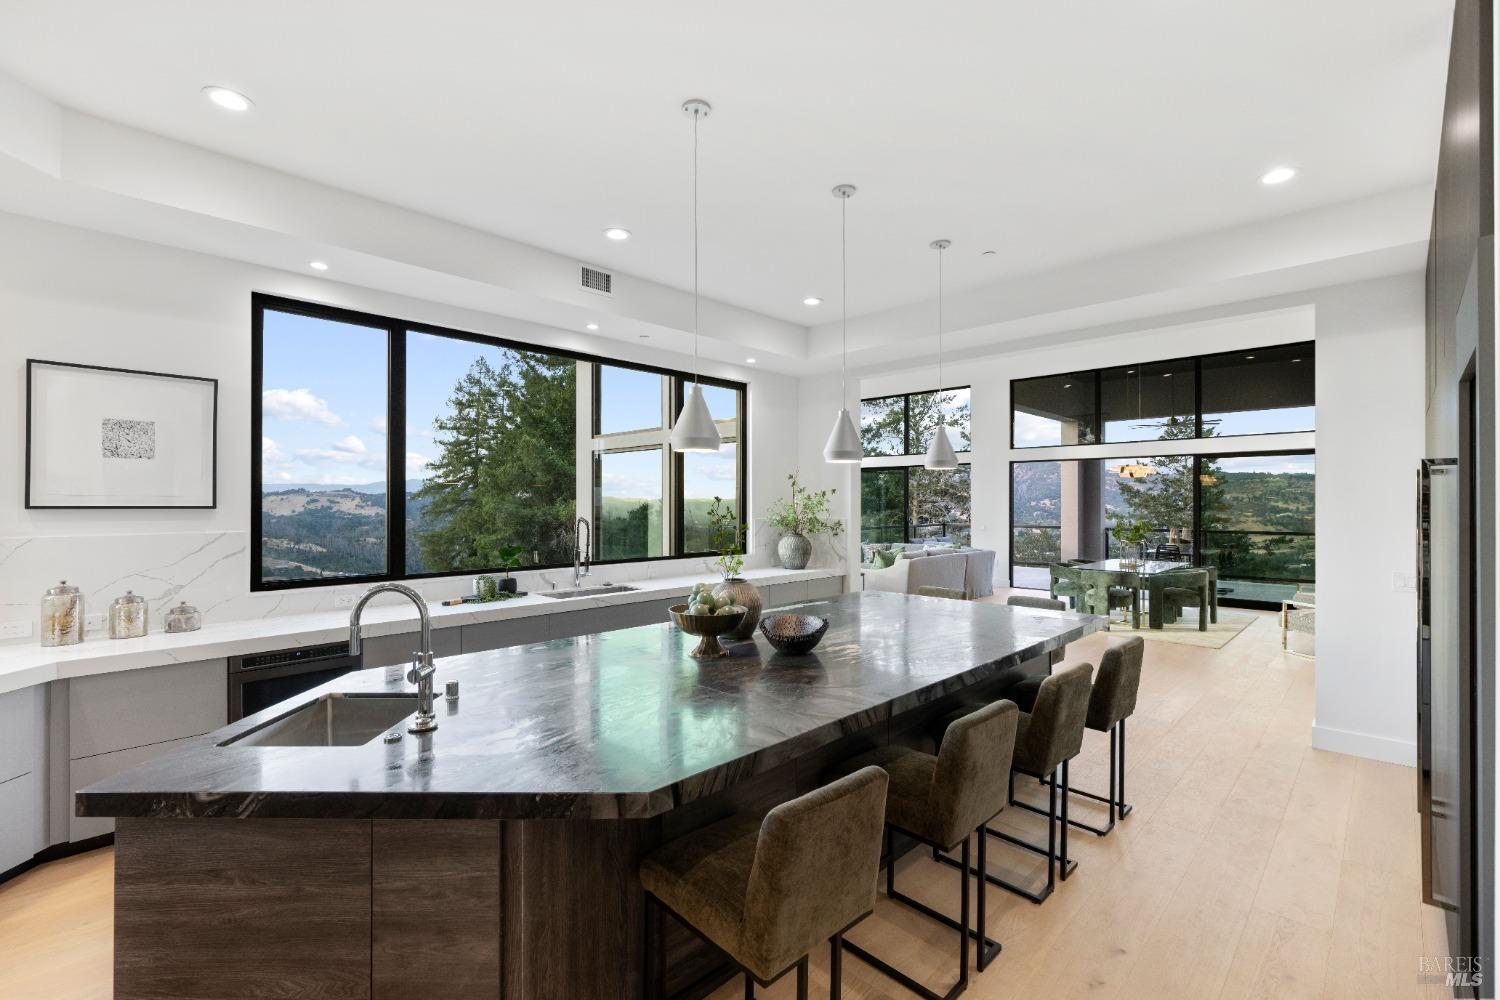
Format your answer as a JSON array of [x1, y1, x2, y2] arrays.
[[671, 383, 721, 452], [824, 407, 863, 463], [925, 421, 958, 470]]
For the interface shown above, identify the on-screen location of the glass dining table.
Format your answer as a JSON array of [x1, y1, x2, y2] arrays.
[[1070, 559, 1195, 629]]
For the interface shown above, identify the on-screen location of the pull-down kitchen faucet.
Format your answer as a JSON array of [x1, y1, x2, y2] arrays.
[[348, 582, 437, 734], [573, 516, 592, 589]]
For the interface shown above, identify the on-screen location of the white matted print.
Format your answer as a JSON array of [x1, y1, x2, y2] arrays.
[[27, 360, 217, 508]]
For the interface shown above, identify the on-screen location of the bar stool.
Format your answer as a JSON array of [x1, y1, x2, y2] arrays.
[[827, 700, 1018, 1000], [1015, 636, 1145, 836], [640, 766, 889, 1000], [1005, 594, 1068, 664], [944, 664, 1091, 904]]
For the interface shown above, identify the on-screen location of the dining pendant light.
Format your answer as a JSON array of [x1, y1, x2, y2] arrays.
[[823, 184, 863, 463], [924, 239, 958, 470], [670, 99, 722, 453]]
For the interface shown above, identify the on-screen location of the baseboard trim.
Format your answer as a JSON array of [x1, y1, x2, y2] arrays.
[[1310, 724, 1417, 766], [0, 833, 114, 887]]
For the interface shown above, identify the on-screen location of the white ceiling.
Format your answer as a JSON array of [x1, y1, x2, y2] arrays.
[[0, 0, 1452, 325]]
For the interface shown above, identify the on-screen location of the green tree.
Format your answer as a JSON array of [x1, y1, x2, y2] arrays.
[[1113, 417, 1222, 549], [414, 351, 577, 571], [859, 390, 970, 456]]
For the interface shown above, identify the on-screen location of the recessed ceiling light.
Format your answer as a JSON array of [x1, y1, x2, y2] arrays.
[[308, 260, 329, 271], [981, 250, 997, 257], [1163, 373, 1173, 377], [1063, 383, 1072, 389], [1260, 166, 1297, 185], [202, 86, 253, 112], [1245, 354, 1255, 360], [1291, 358, 1302, 363], [745, 357, 757, 364], [1126, 369, 1135, 374], [638, 334, 649, 339], [585, 322, 599, 331], [603, 227, 632, 241], [803, 297, 823, 306]]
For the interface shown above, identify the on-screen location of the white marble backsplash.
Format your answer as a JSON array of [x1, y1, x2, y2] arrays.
[[0, 527, 849, 646]]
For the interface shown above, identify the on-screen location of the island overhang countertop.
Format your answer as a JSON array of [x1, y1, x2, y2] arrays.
[[76, 592, 1104, 822]]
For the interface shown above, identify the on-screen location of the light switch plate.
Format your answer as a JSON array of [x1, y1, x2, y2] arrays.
[[1393, 572, 1416, 592], [0, 620, 30, 639], [85, 612, 108, 633]]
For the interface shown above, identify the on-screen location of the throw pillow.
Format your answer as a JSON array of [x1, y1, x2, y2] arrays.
[[872, 549, 899, 569]]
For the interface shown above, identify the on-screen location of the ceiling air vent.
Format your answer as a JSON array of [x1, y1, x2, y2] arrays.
[[580, 264, 614, 296]]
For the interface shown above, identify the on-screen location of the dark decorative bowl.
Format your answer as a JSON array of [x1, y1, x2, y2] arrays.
[[758, 614, 830, 655], [670, 604, 748, 658]]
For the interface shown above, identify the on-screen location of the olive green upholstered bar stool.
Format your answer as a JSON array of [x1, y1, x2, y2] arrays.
[[940, 663, 1092, 904], [1012, 636, 1145, 836], [827, 700, 1019, 1000], [640, 766, 889, 1000], [1005, 594, 1069, 664], [917, 585, 970, 601]]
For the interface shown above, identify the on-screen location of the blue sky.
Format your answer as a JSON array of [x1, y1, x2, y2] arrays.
[[262, 310, 739, 500]]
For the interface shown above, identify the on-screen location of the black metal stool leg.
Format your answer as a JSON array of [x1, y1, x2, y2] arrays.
[[796, 957, 809, 1000], [644, 892, 664, 1000], [1118, 718, 1132, 818], [830, 934, 843, 1000], [744, 972, 754, 999], [1059, 760, 1072, 880]]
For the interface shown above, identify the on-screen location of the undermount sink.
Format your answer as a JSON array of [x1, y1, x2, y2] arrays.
[[221, 693, 418, 747], [540, 584, 639, 599]]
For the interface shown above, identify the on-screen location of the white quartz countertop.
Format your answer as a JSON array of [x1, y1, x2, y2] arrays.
[[0, 567, 845, 696]]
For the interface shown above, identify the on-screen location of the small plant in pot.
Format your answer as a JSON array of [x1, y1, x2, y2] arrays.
[[764, 472, 844, 571], [706, 496, 761, 641], [495, 545, 524, 593], [1111, 520, 1152, 568]]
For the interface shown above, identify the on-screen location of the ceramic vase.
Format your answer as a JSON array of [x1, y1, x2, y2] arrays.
[[711, 577, 762, 641], [777, 532, 812, 570]]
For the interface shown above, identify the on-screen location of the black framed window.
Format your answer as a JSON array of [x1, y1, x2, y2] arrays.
[[860, 387, 971, 457], [860, 466, 972, 546], [253, 294, 746, 590], [1010, 341, 1314, 448], [1200, 343, 1315, 437], [1011, 372, 1097, 447]]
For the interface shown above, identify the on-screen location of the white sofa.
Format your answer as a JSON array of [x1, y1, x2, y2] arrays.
[[862, 546, 997, 599]]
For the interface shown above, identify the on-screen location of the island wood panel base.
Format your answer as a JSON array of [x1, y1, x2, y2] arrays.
[[109, 652, 1052, 1000]]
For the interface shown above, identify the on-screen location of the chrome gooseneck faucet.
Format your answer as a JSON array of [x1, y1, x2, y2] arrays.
[[573, 517, 592, 589], [348, 582, 437, 734]]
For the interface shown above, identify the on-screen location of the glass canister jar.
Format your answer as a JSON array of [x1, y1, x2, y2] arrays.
[[40, 580, 84, 647], [108, 591, 149, 640], [163, 600, 202, 634]]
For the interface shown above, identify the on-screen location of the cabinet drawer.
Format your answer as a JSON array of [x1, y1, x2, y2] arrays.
[[0, 772, 43, 873], [462, 616, 550, 654], [0, 686, 42, 784], [360, 627, 462, 668], [70, 660, 227, 760], [807, 575, 846, 600], [69, 736, 192, 842]]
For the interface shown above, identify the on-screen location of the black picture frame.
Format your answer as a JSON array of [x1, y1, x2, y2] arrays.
[[25, 358, 219, 510]]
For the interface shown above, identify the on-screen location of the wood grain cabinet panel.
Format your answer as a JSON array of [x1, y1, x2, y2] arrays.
[[373, 820, 501, 999], [114, 818, 372, 1000]]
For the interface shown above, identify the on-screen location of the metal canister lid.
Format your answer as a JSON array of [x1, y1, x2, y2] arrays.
[[45, 580, 81, 597], [170, 600, 198, 614], [111, 590, 147, 608]]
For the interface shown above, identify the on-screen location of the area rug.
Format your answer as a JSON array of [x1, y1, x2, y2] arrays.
[[1099, 609, 1258, 648]]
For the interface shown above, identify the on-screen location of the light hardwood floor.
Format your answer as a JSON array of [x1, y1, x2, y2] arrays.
[[0, 604, 1444, 1000]]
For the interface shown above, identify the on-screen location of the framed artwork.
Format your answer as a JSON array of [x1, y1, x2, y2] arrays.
[[26, 359, 218, 509]]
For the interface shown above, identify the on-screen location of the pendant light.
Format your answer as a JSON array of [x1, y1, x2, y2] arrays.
[[924, 239, 958, 470], [823, 184, 863, 463], [670, 98, 722, 453], [1112, 365, 1158, 479]]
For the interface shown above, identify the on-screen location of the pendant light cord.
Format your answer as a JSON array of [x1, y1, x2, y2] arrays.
[[936, 244, 944, 393], [692, 111, 700, 385], [840, 192, 848, 403]]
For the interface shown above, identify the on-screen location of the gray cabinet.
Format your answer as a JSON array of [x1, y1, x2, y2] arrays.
[[360, 626, 462, 668], [462, 616, 550, 655], [69, 735, 194, 842], [0, 771, 44, 873], [69, 660, 226, 760], [0, 686, 43, 785]]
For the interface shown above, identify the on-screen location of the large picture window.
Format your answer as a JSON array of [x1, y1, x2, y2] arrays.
[[1011, 342, 1314, 448], [859, 466, 972, 546], [859, 387, 971, 457], [253, 295, 745, 590]]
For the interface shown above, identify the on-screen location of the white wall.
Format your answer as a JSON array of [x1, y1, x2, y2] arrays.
[[851, 272, 1426, 765], [0, 212, 808, 637]]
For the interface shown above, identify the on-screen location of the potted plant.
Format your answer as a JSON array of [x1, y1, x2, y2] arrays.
[[706, 496, 760, 641], [764, 472, 844, 570], [1111, 520, 1152, 568], [495, 545, 524, 593]]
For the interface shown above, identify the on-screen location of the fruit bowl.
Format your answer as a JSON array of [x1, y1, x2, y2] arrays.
[[670, 604, 748, 658], [758, 614, 830, 655]]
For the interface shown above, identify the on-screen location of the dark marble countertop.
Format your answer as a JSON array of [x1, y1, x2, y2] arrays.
[[76, 593, 1103, 821]]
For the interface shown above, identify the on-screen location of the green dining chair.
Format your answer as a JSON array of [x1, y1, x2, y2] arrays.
[[1049, 563, 1088, 610], [1149, 568, 1211, 631], [1079, 569, 1141, 629]]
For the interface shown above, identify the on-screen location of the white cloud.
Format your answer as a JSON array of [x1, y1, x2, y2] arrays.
[[406, 451, 429, 474], [369, 416, 388, 435], [261, 436, 288, 465], [296, 434, 381, 469], [332, 435, 366, 456], [263, 388, 342, 426]]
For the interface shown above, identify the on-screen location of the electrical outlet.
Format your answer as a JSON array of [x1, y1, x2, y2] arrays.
[[1393, 572, 1416, 593], [332, 592, 356, 609], [0, 620, 31, 640], [85, 612, 107, 633]]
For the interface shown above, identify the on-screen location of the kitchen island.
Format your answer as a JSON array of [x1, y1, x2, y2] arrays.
[[78, 592, 1102, 1000]]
